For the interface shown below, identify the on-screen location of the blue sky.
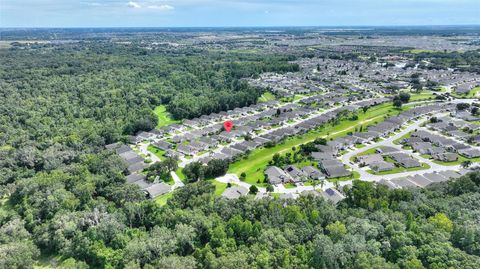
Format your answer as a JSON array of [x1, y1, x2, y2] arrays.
[[1, 0, 479, 27]]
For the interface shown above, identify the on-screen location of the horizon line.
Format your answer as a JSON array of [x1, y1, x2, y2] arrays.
[[1, 24, 480, 30]]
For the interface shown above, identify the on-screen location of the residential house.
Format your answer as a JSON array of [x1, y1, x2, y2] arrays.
[[432, 152, 458, 162], [319, 159, 351, 178], [284, 165, 307, 182], [265, 166, 294, 185], [356, 154, 384, 166], [176, 144, 198, 156], [458, 148, 480, 158], [152, 140, 173, 151], [321, 188, 346, 204], [302, 166, 326, 180], [145, 183, 172, 199], [221, 185, 249, 199], [370, 161, 395, 172]]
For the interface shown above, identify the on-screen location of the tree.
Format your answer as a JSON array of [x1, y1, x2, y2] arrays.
[[471, 106, 479, 115], [461, 160, 472, 168], [205, 159, 228, 178], [428, 213, 453, 233], [402, 258, 425, 269], [456, 103, 470, 111], [249, 185, 258, 195], [325, 221, 347, 242], [393, 99, 403, 108], [266, 184, 274, 192], [183, 162, 205, 182], [145, 158, 178, 181], [0, 242, 40, 269]]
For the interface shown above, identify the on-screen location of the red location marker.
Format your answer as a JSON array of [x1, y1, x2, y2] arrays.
[[224, 120, 233, 132]]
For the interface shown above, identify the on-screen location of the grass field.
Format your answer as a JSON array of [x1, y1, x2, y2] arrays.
[[258, 91, 276, 102], [229, 102, 403, 185], [154, 105, 179, 128], [409, 93, 436, 102]]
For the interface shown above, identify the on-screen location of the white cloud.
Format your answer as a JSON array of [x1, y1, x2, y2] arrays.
[[128, 1, 141, 8], [147, 4, 174, 10]]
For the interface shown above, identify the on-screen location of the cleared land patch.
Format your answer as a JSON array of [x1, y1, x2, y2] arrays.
[[154, 105, 179, 128]]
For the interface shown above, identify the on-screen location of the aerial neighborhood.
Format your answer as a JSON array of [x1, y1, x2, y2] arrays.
[[109, 43, 480, 203], [3, 12, 480, 268]]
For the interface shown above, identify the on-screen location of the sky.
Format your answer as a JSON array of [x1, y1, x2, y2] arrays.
[[1, 0, 479, 28]]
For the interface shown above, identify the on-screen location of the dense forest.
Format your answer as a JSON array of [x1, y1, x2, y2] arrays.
[[0, 42, 297, 184], [2, 167, 480, 268]]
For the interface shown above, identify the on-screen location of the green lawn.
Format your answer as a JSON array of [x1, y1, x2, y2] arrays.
[[466, 87, 480, 98], [355, 146, 384, 157], [293, 95, 305, 101], [393, 132, 412, 145], [409, 93, 435, 102], [154, 105, 179, 128], [155, 192, 173, 206], [258, 91, 276, 102], [284, 183, 297, 189], [209, 180, 228, 196], [175, 168, 187, 183], [147, 144, 166, 160], [230, 102, 402, 185]]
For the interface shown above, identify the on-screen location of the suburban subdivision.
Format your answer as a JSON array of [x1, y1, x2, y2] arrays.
[[108, 32, 480, 205]]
